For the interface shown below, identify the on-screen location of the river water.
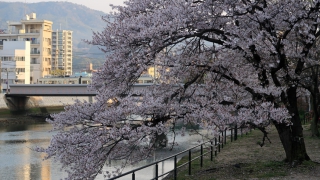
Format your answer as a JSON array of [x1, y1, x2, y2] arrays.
[[0, 116, 209, 180]]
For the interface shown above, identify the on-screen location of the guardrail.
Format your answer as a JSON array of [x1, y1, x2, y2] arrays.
[[304, 112, 313, 125], [109, 124, 251, 180]]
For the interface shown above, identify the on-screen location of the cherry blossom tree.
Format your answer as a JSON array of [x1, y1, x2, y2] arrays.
[[299, 37, 320, 137], [37, 0, 320, 179]]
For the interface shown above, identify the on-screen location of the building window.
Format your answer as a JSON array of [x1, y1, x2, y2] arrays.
[[16, 68, 25, 73], [1, 56, 14, 61], [15, 57, 25, 61], [1, 56, 25, 61], [31, 58, 39, 64], [15, 80, 25, 84], [1, 68, 14, 72]]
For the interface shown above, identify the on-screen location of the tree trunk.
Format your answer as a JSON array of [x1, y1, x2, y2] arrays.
[[275, 87, 310, 165], [310, 116, 319, 137], [310, 93, 320, 137], [310, 66, 320, 137]]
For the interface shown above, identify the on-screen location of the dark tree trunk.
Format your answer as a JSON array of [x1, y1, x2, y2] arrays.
[[310, 66, 320, 137], [310, 93, 320, 137], [275, 87, 310, 165], [310, 115, 319, 137], [310, 89, 320, 137]]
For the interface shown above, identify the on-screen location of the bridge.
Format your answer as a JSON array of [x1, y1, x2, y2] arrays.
[[5, 84, 154, 111], [6, 84, 154, 97], [7, 84, 97, 97]]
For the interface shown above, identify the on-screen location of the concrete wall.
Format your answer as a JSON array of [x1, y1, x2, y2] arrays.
[[0, 41, 31, 90], [0, 94, 93, 109]]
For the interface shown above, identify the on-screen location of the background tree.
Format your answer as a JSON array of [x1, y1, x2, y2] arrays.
[[299, 38, 320, 137], [50, 69, 65, 76], [37, 0, 320, 179]]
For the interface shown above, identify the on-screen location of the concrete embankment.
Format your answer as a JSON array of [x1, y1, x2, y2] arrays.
[[0, 95, 93, 124], [0, 95, 92, 109]]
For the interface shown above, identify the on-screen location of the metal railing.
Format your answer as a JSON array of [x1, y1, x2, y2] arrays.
[[109, 125, 251, 180], [30, 51, 40, 54], [304, 112, 313, 125], [27, 29, 40, 33], [31, 41, 40, 44]]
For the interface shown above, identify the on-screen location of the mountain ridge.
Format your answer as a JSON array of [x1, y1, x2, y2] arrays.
[[0, 1, 108, 71], [0, 1, 107, 45]]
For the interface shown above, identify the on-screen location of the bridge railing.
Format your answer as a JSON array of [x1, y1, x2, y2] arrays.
[[8, 84, 156, 96]]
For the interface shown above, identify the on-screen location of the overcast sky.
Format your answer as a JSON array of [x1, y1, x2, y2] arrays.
[[1, 0, 125, 13]]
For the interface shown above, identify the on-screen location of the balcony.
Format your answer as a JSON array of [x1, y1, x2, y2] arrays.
[[31, 61, 40, 64], [31, 51, 40, 54], [8, 29, 40, 34], [8, 31, 19, 34], [31, 41, 40, 44], [27, 29, 40, 33]]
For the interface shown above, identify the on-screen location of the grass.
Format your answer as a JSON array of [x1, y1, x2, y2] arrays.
[[0, 108, 13, 115], [164, 125, 320, 180]]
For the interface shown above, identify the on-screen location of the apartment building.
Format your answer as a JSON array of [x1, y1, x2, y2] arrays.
[[0, 41, 30, 92], [0, 13, 52, 84], [52, 30, 73, 75]]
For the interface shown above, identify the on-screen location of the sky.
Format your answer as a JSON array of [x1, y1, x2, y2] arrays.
[[1, 0, 125, 13]]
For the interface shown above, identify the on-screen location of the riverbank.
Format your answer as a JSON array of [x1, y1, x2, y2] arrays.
[[0, 106, 64, 125], [0, 94, 92, 109], [168, 124, 320, 180], [0, 95, 92, 125]]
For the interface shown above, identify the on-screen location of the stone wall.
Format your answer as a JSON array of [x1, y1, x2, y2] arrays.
[[0, 95, 7, 109]]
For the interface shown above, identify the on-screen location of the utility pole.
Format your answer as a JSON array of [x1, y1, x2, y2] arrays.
[[6, 68, 8, 94], [0, 60, 1, 93]]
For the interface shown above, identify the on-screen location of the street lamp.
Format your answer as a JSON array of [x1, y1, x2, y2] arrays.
[[5, 68, 8, 94]]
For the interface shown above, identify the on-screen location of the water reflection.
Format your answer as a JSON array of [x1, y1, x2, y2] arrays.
[[0, 120, 206, 180], [4, 124, 28, 132], [0, 121, 65, 180]]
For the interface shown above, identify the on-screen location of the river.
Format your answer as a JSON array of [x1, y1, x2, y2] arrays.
[[0, 115, 208, 180]]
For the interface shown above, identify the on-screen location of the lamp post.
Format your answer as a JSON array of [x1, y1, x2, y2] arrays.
[[0, 63, 1, 93], [6, 68, 8, 94]]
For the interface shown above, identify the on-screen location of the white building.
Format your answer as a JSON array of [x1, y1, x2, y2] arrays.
[[0, 41, 30, 92], [0, 13, 53, 84], [52, 30, 73, 75]]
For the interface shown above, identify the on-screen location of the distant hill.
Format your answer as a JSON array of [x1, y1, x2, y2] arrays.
[[0, 1, 108, 71], [0, 1, 107, 45]]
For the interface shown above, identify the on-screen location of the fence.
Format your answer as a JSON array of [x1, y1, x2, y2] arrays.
[[304, 112, 314, 125], [109, 125, 251, 180]]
